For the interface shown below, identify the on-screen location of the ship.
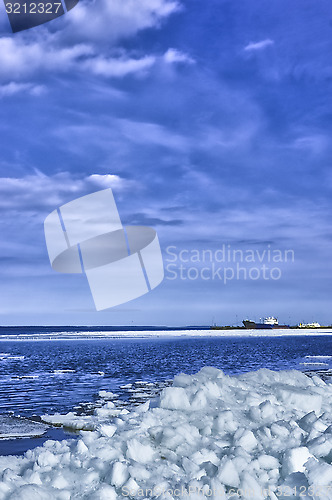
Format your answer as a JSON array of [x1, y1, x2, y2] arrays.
[[242, 317, 290, 329], [298, 322, 321, 328], [211, 318, 329, 330]]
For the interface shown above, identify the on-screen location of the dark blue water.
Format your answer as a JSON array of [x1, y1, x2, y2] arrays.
[[1, 335, 332, 418]]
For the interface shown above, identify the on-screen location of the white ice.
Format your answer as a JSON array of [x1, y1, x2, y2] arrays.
[[1, 367, 332, 499], [1, 328, 332, 342]]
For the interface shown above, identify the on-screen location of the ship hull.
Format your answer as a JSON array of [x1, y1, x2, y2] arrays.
[[243, 320, 290, 329]]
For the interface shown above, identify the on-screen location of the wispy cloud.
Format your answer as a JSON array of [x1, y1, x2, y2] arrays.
[[0, 82, 46, 98], [0, 38, 193, 83], [0, 171, 137, 212], [118, 119, 190, 150], [244, 39, 274, 52], [82, 55, 156, 78], [163, 48, 195, 65], [292, 134, 328, 155], [0, 37, 94, 81], [0, 0, 182, 84], [64, 0, 181, 43]]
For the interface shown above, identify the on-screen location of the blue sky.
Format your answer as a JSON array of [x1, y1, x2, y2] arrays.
[[0, 0, 331, 326]]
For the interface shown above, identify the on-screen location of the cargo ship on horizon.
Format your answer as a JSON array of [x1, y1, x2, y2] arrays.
[[210, 318, 328, 330], [242, 317, 290, 329]]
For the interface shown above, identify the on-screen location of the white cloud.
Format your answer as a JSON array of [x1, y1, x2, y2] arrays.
[[0, 36, 94, 81], [163, 48, 194, 65], [0, 171, 137, 212], [82, 49, 193, 78], [0, 0, 181, 83], [64, 0, 180, 43], [0, 34, 191, 83], [244, 39, 274, 52]]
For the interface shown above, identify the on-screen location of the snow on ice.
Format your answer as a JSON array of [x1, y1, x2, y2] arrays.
[[2, 367, 332, 498]]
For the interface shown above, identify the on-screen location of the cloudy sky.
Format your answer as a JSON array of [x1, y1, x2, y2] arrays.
[[0, 0, 331, 326]]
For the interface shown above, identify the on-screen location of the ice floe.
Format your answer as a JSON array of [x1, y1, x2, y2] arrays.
[[0, 416, 48, 440], [1, 367, 332, 498]]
